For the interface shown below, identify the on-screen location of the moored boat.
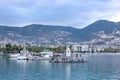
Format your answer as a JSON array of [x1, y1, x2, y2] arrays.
[[17, 43, 29, 60], [17, 55, 28, 60], [9, 53, 20, 58]]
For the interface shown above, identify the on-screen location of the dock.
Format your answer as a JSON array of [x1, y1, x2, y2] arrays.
[[49, 56, 88, 63]]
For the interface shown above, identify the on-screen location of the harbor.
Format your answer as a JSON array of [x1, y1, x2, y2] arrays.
[[0, 54, 120, 80], [6, 44, 120, 62], [0, 0, 120, 79], [50, 46, 88, 63], [7, 44, 89, 63]]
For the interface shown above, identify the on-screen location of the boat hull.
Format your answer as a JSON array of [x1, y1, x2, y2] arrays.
[[9, 54, 20, 58], [17, 56, 28, 60]]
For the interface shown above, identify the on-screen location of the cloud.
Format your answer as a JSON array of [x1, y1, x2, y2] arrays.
[[0, 0, 120, 28]]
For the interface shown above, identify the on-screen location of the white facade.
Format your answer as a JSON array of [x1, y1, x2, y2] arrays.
[[71, 44, 89, 59], [41, 50, 53, 58], [72, 45, 89, 53], [96, 45, 105, 52]]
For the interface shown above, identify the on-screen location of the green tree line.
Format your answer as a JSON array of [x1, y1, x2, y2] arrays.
[[0, 43, 66, 53]]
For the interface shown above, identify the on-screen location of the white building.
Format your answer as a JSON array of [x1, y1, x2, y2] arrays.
[[41, 50, 53, 58], [71, 44, 89, 59], [72, 45, 89, 53], [96, 45, 105, 52]]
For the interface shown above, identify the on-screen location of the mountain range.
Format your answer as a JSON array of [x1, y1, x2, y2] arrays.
[[0, 20, 120, 46]]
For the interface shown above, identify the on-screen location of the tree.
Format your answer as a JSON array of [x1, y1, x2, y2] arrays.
[[5, 43, 12, 53]]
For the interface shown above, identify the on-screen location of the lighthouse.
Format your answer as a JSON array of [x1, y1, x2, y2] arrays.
[[66, 46, 71, 57]]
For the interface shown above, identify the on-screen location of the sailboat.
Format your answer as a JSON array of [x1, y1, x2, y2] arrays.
[[17, 43, 28, 60]]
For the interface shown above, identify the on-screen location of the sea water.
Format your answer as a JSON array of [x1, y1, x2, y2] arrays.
[[0, 55, 120, 80]]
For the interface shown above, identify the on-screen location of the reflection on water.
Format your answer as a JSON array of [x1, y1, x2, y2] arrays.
[[17, 60, 27, 69], [66, 64, 71, 80], [41, 60, 51, 69], [0, 55, 120, 80]]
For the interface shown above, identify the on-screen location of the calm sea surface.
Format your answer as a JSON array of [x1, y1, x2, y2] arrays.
[[0, 55, 120, 80]]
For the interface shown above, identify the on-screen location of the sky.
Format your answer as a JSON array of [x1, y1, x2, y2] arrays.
[[0, 0, 120, 28]]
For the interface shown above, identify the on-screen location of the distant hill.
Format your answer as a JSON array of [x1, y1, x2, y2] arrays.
[[0, 24, 82, 45], [80, 20, 117, 40], [0, 20, 120, 45], [80, 20, 120, 45]]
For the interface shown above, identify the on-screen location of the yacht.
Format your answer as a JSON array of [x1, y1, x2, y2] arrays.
[[9, 53, 20, 58], [17, 55, 28, 60], [17, 43, 29, 60]]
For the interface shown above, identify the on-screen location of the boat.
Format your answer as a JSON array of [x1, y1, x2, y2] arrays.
[[17, 51, 28, 60], [17, 43, 29, 60], [17, 55, 28, 60], [17, 45, 40, 60], [9, 53, 20, 58]]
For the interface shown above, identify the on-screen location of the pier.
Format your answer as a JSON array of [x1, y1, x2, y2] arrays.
[[50, 46, 88, 63]]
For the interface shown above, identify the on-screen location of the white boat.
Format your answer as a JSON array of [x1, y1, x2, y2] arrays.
[[9, 53, 20, 58], [17, 55, 28, 60], [17, 43, 29, 60]]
